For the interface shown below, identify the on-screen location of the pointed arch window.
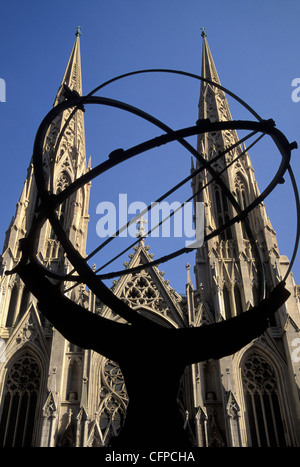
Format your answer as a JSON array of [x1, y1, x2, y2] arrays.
[[223, 285, 231, 319], [251, 283, 277, 326], [252, 283, 259, 307], [97, 359, 128, 446], [18, 286, 31, 321], [0, 353, 41, 447], [214, 185, 232, 240], [66, 357, 82, 401], [242, 353, 286, 447], [6, 282, 19, 327], [6, 283, 32, 328], [234, 284, 243, 316], [235, 175, 249, 239]]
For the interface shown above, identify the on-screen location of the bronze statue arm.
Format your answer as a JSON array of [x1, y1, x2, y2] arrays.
[[177, 282, 290, 365], [17, 260, 129, 362]]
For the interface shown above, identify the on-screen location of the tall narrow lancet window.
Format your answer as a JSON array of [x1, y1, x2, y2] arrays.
[[242, 353, 286, 447], [234, 284, 243, 316], [252, 283, 259, 307], [223, 285, 231, 319], [0, 354, 41, 447], [49, 172, 70, 240], [66, 358, 82, 401], [214, 185, 232, 240], [235, 175, 249, 239], [6, 282, 19, 327], [18, 286, 31, 321]]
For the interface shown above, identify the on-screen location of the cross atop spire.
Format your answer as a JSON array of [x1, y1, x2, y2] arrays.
[[136, 216, 148, 243], [75, 26, 82, 37], [201, 27, 207, 38]]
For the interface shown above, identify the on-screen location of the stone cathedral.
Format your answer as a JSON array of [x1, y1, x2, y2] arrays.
[[0, 30, 300, 448]]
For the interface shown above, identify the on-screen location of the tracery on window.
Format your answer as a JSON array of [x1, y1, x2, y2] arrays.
[[98, 359, 128, 443], [56, 171, 71, 193], [242, 353, 286, 447], [234, 284, 243, 316], [121, 271, 169, 315], [0, 353, 41, 447]]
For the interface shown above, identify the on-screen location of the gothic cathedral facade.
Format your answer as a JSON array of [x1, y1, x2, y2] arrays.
[[0, 31, 300, 447]]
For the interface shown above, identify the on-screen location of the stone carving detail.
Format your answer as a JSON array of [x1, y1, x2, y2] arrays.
[[226, 391, 240, 419], [56, 171, 71, 192], [43, 391, 57, 419], [16, 313, 39, 345]]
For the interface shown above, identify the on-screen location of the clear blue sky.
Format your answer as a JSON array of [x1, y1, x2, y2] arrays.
[[0, 0, 299, 292]]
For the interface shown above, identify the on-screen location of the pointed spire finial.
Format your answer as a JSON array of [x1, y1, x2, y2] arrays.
[[201, 27, 207, 39], [186, 263, 192, 285], [75, 25, 82, 37], [136, 216, 148, 243]]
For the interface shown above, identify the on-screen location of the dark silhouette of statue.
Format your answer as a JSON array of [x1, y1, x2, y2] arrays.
[[17, 253, 290, 449]]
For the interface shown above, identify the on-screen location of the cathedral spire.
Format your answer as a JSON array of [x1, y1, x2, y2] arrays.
[[200, 29, 221, 86], [43, 28, 88, 181], [198, 31, 232, 125], [54, 27, 83, 106], [197, 30, 241, 169]]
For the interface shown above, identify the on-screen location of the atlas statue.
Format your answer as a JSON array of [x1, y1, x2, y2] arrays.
[[9, 69, 298, 448]]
